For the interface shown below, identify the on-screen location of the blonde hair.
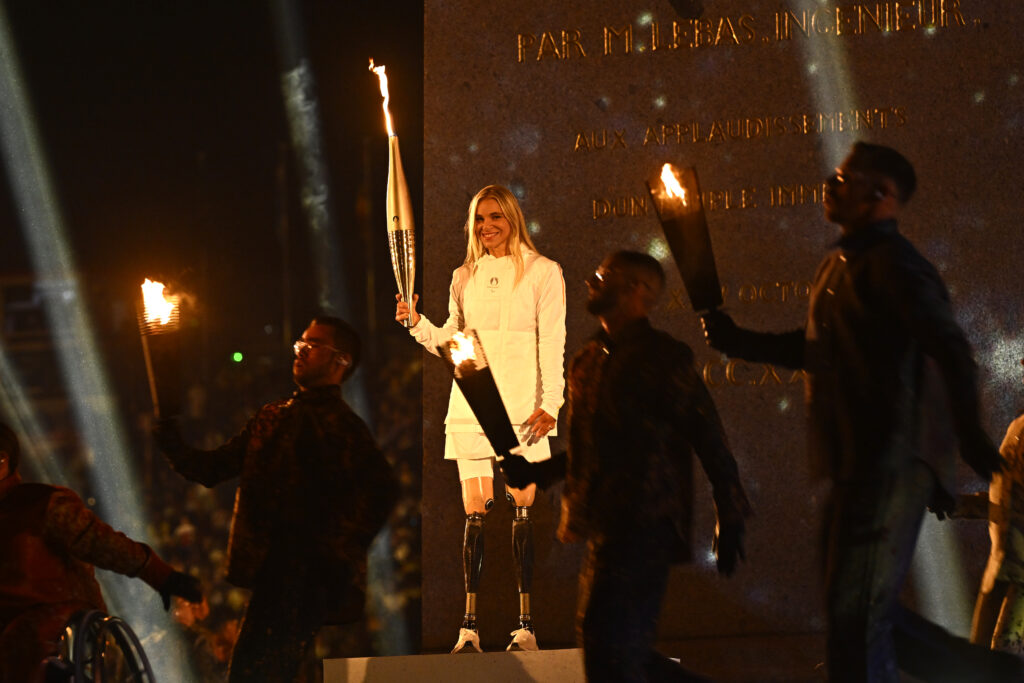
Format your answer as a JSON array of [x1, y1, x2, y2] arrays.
[[463, 185, 539, 285]]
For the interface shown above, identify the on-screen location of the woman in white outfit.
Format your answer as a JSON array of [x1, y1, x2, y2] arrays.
[[967, 358, 1024, 653], [395, 184, 566, 653]]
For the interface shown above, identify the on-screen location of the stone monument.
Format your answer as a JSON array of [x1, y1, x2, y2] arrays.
[[419, 0, 1024, 666]]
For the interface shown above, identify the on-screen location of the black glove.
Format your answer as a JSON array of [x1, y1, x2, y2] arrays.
[[713, 521, 746, 577], [700, 310, 744, 355], [926, 486, 957, 521], [152, 417, 185, 456], [159, 570, 202, 611], [960, 427, 1005, 482], [500, 453, 537, 490], [500, 451, 567, 490]]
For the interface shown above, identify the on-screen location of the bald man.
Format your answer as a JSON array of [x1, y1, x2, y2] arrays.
[[503, 250, 751, 682]]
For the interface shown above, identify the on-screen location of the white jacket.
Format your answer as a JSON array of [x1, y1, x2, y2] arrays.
[[981, 413, 1024, 592], [410, 248, 566, 434]]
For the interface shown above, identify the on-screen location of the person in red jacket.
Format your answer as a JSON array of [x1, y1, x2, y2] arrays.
[[0, 422, 202, 682]]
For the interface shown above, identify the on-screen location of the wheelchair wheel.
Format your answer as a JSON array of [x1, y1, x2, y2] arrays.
[[52, 610, 157, 682]]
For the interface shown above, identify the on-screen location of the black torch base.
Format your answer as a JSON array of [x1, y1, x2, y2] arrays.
[[452, 365, 520, 458], [437, 330, 520, 459]]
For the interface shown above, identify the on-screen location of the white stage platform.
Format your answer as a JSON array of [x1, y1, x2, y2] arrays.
[[324, 648, 584, 683], [324, 634, 827, 682]]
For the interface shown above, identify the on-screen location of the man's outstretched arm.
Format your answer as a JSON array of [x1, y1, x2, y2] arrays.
[[701, 310, 805, 369], [500, 451, 567, 491], [45, 488, 203, 609], [675, 350, 753, 576], [153, 416, 247, 487]]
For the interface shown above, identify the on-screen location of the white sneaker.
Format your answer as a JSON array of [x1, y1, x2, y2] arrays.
[[506, 627, 538, 651], [451, 627, 482, 654]]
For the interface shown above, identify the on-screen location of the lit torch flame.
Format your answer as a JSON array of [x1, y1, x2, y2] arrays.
[[450, 331, 477, 366], [368, 58, 394, 137], [141, 279, 176, 326], [661, 163, 687, 205]]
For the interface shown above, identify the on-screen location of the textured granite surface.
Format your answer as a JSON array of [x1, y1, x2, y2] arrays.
[[420, 0, 1024, 655]]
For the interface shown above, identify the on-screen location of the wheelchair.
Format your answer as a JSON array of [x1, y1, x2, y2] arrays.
[[42, 610, 156, 682]]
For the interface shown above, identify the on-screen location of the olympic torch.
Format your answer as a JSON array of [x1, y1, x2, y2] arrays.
[[138, 279, 182, 418], [645, 163, 723, 312], [370, 59, 416, 327]]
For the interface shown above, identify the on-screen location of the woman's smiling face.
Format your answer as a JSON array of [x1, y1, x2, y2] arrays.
[[475, 197, 512, 257]]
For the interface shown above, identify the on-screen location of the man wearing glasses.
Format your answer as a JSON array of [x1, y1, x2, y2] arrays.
[[154, 316, 397, 683], [701, 143, 1019, 681]]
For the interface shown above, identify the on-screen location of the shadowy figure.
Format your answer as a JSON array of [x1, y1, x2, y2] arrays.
[[502, 250, 751, 682], [395, 184, 566, 653], [0, 422, 202, 682], [154, 316, 397, 682], [700, 142, 1018, 682]]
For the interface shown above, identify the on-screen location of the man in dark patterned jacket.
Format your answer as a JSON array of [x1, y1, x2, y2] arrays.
[[702, 143, 1020, 682], [0, 422, 202, 682], [155, 316, 397, 683], [502, 250, 751, 682]]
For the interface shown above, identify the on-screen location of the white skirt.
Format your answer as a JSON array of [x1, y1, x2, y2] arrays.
[[444, 431, 551, 463]]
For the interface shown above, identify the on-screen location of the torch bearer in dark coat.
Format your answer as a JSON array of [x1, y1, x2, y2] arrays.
[[646, 163, 723, 312]]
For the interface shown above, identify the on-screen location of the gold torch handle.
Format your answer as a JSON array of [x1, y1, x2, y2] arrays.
[[386, 135, 416, 328], [389, 228, 415, 328]]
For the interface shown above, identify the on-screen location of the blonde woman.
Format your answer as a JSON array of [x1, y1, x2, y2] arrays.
[[396, 185, 566, 653], [966, 359, 1024, 654]]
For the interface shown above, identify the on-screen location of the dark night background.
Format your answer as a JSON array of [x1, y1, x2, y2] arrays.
[[0, 1, 426, 678], [1, 1, 423, 350]]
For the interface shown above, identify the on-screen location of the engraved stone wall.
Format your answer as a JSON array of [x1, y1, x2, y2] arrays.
[[421, 0, 1024, 657]]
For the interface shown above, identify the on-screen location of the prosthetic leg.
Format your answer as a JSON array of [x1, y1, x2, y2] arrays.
[[452, 512, 485, 653], [508, 505, 539, 651]]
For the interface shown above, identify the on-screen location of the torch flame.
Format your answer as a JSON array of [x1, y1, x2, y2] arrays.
[[368, 58, 394, 137], [660, 163, 687, 205], [450, 331, 477, 366], [141, 279, 176, 326]]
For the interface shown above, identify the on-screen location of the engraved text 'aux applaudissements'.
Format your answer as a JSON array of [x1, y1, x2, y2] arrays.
[[573, 107, 908, 152]]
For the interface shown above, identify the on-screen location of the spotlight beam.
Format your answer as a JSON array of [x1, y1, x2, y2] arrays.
[[0, 6, 197, 679], [0, 343, 67, 486]]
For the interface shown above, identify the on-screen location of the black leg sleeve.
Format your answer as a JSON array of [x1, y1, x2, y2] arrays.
[[463, 512, 485, 594], [512, 506, 534, 595]]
